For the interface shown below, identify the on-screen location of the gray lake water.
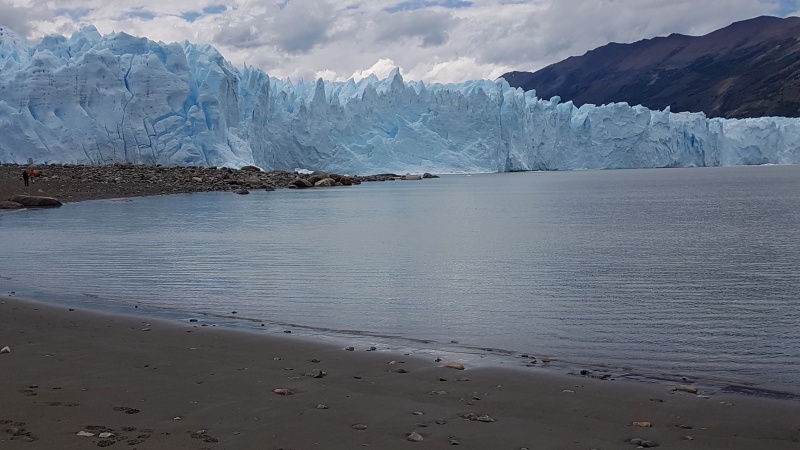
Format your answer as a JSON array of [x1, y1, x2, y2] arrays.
[[2, 166, 799, 394]]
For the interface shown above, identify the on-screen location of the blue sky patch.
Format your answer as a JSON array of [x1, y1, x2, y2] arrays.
[[181, 4, 228, 23], [771, 0, 799, 16], [204, 4, 228, 14], [126, 9, 156, 20], [385, 0, 473, 13]]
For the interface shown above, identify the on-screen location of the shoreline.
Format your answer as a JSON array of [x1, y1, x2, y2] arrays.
[[2, 295, 799, 449], [0, 163, 436, 208], [7, 280, 799, 402]]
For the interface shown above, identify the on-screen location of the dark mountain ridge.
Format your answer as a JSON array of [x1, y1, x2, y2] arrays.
[[502, 16, 800, 118]]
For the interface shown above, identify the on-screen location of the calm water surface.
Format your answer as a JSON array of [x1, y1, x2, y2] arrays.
[[2, 166, 799, 393]]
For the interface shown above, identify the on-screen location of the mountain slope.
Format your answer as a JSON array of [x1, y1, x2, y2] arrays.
[[502, 16, 800, 118]]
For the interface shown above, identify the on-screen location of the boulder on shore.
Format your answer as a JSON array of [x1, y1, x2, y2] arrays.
[[9, 195, 62, 207], [314, 178, 337, 187], [288, 177, 313, 189], [0, 200, 24, 209]]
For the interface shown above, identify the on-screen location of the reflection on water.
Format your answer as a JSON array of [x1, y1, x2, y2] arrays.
[[1, 165, 799, 392]]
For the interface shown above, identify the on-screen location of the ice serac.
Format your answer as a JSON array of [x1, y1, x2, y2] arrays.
[[1, 26, 799, 173]]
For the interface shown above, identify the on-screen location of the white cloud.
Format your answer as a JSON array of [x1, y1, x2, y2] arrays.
[[1, 0, 796, 83]]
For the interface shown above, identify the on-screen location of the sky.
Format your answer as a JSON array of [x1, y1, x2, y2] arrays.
[[1, 0, 798, 83]]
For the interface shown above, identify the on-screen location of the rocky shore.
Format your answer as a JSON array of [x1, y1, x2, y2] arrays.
[[0, 163, 439, 209]]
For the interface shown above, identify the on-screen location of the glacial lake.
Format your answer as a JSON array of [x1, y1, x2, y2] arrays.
[[1, 165, 799, 395]]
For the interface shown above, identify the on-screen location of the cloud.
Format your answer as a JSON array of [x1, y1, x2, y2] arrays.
[[351, 58, 399, 81], [0, 1, 53, 37], [267, 0, 336, 53], [2, 0, 797, 83], [374, 9, 456, 47]]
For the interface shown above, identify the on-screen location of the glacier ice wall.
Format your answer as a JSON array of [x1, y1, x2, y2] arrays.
[[1, 25, 799, 173]]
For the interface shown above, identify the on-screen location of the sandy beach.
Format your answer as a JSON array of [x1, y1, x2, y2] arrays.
[[1, 297, 798, 449]]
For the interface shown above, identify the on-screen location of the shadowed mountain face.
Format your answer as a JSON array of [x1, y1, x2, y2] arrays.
[[502, 16, 800, 118]]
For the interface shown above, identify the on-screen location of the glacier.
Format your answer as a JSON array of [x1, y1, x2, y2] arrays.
[[1, 25, 799, 174]]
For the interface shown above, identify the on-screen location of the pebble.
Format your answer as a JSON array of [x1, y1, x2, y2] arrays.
[[393, 368, 408, 374], [316, 404, 329, 409], [443, 362, 465, 370], [435, 419, 447, 425], [632, 421, 652, 427], [449, 436, 460, 445], [460, 413, 495, 422], [310, 358, 320, 363], [682, 436, 694, 440], [272, 388, 294, 395], [412, 411, 424, 416], [98, 432, 114, 438], [626, 438, 659, 448], [345, 347, 355, 351], [305, 369, 327, 378], [76, 431, 95, 437], [407, 431, 423, 442], [367, 346, 377, 351], [672, 385, 698, 394], [2, 345, 14, 354], [352, 423, 368, 430], [428, 390, 447, 395]]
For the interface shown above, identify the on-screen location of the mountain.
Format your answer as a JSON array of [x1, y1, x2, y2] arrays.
[[0, 25, 798, 172], [502, 16, 800, 119]]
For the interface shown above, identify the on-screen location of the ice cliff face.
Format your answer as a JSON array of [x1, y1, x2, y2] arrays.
[[1, 25, 799, 173]]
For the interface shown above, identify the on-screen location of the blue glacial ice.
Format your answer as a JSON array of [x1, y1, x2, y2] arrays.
[[1, 25, 799, 173]]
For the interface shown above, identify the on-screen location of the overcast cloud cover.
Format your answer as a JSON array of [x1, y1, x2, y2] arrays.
[[1, 0, 798, 83]]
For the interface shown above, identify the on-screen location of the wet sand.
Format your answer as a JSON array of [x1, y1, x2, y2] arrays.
[[1, 297, 798, 449]]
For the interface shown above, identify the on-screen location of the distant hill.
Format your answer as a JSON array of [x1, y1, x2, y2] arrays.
[[502, 16, 800, 118]]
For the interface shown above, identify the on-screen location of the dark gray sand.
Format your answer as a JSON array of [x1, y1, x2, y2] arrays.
[[1, 298, 798, 449]]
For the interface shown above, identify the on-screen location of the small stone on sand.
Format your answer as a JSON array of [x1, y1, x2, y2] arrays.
[[407, 431, 423, 441], [443, 362, 465, 370], [673, 385, 698, 394]]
